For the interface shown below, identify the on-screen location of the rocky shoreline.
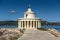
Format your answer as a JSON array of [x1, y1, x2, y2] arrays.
[[0, 28, 24, 40], [0, 28, 60, 40], [37, 28, 60, 37], [48, 28, 60, 37]]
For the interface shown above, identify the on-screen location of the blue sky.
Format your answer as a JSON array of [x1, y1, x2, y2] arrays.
[[0, 0, 60, 22]]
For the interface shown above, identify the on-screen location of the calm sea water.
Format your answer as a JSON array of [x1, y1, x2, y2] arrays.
[[0, 25, 18, 28], [0, 25, 60, 31], [42, 26, 60, 32]]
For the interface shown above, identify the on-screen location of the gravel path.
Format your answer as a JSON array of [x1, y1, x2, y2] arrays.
[[17, 29, 60, 40]]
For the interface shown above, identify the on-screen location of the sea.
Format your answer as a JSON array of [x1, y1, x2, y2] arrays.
[[0, 25, 60, 32], [42, 26, 60, 32]]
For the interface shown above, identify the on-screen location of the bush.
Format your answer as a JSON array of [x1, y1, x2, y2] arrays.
[[10, 37, 18, 40], [37, 28, 48, 31]]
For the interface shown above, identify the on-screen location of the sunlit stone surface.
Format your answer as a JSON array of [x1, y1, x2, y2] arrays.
[[17, 29, 60, 40]]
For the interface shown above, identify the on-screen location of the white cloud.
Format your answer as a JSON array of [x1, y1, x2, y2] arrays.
[[9, 10, 16, 13], [11, 10, 16, 13]]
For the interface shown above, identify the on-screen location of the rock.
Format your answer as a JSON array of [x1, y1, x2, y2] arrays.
[[48, 28, 59, 37], [0, 28, 24, 40]]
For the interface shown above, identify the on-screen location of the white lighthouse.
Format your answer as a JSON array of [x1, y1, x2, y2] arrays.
[[18, 5, 41, 29]]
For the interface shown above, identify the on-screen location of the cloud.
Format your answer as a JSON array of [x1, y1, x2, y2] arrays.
[[10, 10, 16, 13], [8, 10, 16, 13]]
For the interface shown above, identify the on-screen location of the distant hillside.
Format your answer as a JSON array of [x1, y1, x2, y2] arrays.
[[0, 20, 60, 26], [0, 20, 18, 25], [41, 20, 60, 26]]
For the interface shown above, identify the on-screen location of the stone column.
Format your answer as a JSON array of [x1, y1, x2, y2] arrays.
[[24, 21, 26, 28], [30, 21, 32, 29], [18, 21, 21, 28], [22, 21, 23, 28], [27, 21, 29, 29], [28, 21, 29, 28], [33, 21, 35, 29], [38, 21, 40, 28], [40, 21, 41, 28], [36, 21, 38, 29]]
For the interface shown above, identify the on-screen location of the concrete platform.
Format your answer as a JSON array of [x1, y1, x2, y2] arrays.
[[17, 29, 60, 40]]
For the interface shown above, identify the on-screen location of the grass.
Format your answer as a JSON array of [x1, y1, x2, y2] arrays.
[[37, 28, 48, 31]]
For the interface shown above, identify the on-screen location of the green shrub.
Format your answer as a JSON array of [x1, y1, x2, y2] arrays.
[[10, 36, 18, 40], [37, 28, 48, 31]]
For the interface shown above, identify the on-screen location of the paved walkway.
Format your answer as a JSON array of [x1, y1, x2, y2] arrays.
[[18, 29, 60, 40]]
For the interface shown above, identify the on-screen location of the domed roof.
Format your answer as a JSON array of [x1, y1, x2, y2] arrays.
[[25, 4, 34, 14], [24, 4, 35, 18]]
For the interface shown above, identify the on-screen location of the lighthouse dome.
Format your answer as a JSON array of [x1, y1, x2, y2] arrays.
[[24, 5, 35, 18]]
